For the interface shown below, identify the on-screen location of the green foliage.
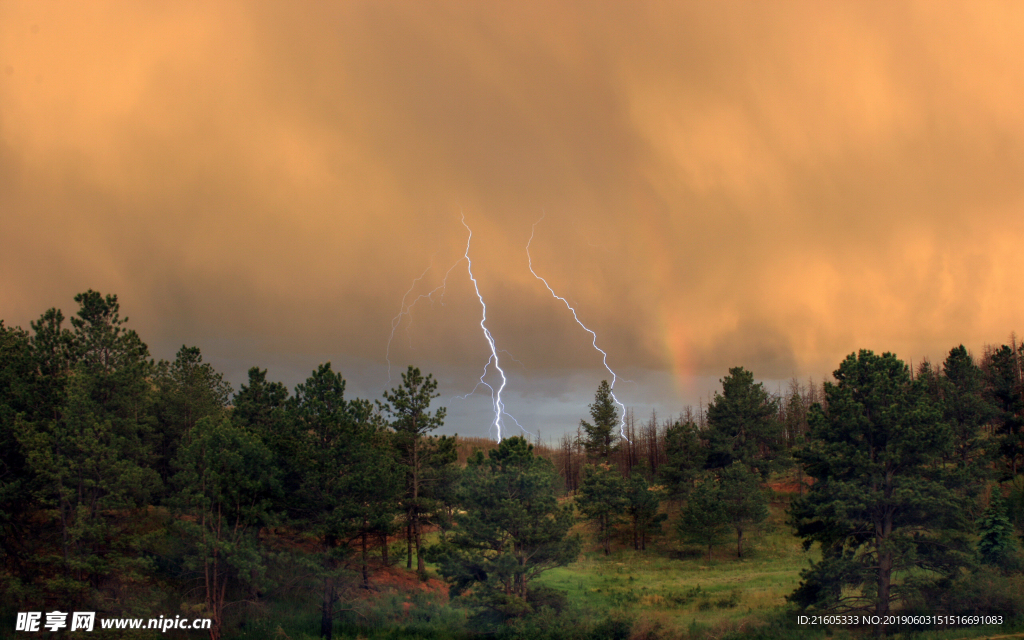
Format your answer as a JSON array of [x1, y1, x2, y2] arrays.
[[624, 474, 666, 551], [231, 366, 294, 502], [17, 369, 162, 607], [67, 291, 153, 425], [0, 322, 35, 601], [289, 363, 402, 636], [28, 307, 76, 421], [170, 415, 278, 638], [10, 292, 161, 611], [579, 380, 619, 461], [427, 436, 580, 620], [705, 367, 784, 477], [378, 366, 449, 575], [978, 490, 1018, 567], [7, 292, 1024, 638], [152, 345, 233, 489], [718, 462, 768, 558], [943, 346, 994, 471], [789, 350, 974, 616], [378, 366, 447, 438], [576, 463, 626, 556], [984, 343, 1024, 478], [659, 419, 706, 500], [929, 566, 1024, 619], [678, 473, 730, 562], [232, 366, 289, 437]]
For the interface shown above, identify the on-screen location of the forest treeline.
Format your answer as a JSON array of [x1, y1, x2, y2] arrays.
[[3, 290, 1024, 639]]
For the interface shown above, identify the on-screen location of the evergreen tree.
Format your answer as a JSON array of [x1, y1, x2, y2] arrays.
[[14, 292, 160, 609], [18, 368, 161, 607], [942, 346, 994, 501], [580, 380, 619, 461], [978, 490, 1017, 567], [377, 366, 447, 575], [231, 367, 294, 504], [790, 350, 973, 623], [422, 434, 461, 542], [983, 344, 1024, 477], [576, 463, 626, 556], [426, 437, 579, 619], [0, 322, 39, 603], [170, 416, 277, 640], [705, 367, 783, 477], [678, 473, 729, 563], [718, 462, 768, 558], [289, 363, 399, 638], [232, 367, 289, 437], [659, 419, 706, 500], [67, 291, 152, 420], [624, 474, 666, 551], [152, 346, 233, 488], [28, 308, 75, 423]]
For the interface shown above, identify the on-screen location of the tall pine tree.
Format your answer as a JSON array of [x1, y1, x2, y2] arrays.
[[790, 351, 973, 624]]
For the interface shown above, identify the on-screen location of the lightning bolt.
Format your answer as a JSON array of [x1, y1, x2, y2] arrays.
[[383, 259, 464, 391], [461, 214, 528, 442], [384, 216, 529, 441], [527, 216, 630, 442]]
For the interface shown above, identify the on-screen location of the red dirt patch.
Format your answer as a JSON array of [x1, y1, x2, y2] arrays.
[[369, 565, 449, 598]]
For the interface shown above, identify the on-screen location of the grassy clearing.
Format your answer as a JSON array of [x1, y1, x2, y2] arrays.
[[532, 497, 817, 634], [211, 494, 1024, 639]]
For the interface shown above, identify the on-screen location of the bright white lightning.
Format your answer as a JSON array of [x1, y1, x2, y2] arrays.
[[527, 217, 630, 442], [384, 217, 528, 441], [460, 214, 518, 442]]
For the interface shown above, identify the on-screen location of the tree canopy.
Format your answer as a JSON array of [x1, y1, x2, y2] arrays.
[[427, 436, 580, 619], [580, 380, 619, 461], [789, 350, 973, 622]]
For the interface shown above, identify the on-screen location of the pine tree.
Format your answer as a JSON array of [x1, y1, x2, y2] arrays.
[[705, 367, 783, 476], [790, 350, 973, 623], [941, 346, 994, 508], [289, 363, 399, 638], [580, 380, 619, 461], [624, 475, 666, 551], [718, 462, 768, 558], [14, 292, 160, 609], [377, 366, 446, 575], [659, 419, 706, 500], [576, 463, 626, 556], [0, 321, 35, 601], [978, 490, 1017, 567], [426, 437, 579, 619], [984, 344, 1024, 477], [152, 346, 233, 488], [678, 473, 729, 563], [231, 367, 293, 502], [170, 416, 277, 640]]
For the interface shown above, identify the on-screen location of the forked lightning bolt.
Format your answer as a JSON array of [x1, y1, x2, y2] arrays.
[[461, 214, 525, 441], [527, 216, 629, 442], [386, 217, 526, 441]]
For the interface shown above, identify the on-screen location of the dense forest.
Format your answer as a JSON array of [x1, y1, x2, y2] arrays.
[[3, 290, 1024, 639]]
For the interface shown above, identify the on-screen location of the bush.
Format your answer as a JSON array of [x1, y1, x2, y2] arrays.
[[939, 567, 1024, 619], [496, 606, 634, 640]]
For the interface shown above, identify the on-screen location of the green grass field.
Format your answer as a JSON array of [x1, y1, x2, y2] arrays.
[[207, 497, 1024, 640], [530, 497, 816, 636]]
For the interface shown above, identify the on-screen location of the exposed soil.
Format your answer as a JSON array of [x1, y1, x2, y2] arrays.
[[367, 564, 449, 598]]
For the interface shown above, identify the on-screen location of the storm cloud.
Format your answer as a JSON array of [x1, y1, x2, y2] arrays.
[[3, 1, 1023, 436]]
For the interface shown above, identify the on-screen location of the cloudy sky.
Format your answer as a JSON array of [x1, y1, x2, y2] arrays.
[[3, 2, 1023, 440]]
